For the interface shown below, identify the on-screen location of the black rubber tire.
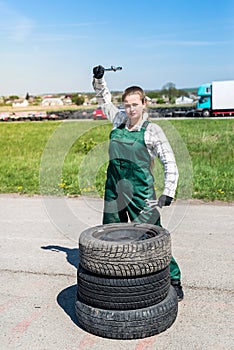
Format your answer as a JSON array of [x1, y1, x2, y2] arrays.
[[75, 286, 178, 339], [79, 223, 171, 277], [77, 265, 170, 310], [202, 109, 211, 117]]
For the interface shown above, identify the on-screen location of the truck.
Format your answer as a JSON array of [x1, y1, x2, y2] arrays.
[[196, 80, 234, 117]]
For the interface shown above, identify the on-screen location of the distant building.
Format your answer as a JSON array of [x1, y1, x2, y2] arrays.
[[41, 98, 64, 106], [176, 96, 193, 105], [145, 96, 152, 104], [89, 97, 97, 104], [62, 96, 72, 105], [12, 99, 29, 107]]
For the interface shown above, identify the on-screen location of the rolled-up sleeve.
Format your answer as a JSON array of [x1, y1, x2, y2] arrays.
[[145, 123, 179, 198], [93, 77, 127, 126]]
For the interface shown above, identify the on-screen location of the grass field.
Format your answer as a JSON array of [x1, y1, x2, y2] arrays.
[[0, 119, 233, 201]]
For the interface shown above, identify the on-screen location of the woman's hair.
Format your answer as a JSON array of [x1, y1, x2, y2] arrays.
[[122, 86, 146, 103]]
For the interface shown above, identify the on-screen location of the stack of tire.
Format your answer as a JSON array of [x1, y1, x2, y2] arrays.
[[75, 223, 178, 339]]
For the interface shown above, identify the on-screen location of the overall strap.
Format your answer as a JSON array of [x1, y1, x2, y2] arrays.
[[118, 123, 126, 129], [117, 121, 149, 130], [142, 120, 150, 129]]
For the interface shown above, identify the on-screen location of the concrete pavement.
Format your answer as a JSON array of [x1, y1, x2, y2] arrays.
[[0, 194, 233, 350]]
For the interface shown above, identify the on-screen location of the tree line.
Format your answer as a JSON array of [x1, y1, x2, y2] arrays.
[[0, 83, 196, 106]]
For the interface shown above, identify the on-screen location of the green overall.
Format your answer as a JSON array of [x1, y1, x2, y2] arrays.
[[103, 121, 181, 280]]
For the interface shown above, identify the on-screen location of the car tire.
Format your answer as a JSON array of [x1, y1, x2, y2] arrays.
[[75, 285, 178, 339], [77, 265, 170, 310], [79, 223, 171, 277]]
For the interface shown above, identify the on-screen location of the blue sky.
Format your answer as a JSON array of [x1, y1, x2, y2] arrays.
[[0, 0, 234, 96]]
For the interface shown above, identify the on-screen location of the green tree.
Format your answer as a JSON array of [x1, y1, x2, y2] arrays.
[[71, 94, 85, 106], [157, 97, 166, 104], [177, 89, 189, 97], [161, 82, 177, 103], [145, 91, 161, 99]]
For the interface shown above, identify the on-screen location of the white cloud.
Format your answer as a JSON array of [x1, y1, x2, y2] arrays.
[[0, 1, 34, 41], [135, 38, 233, 49]]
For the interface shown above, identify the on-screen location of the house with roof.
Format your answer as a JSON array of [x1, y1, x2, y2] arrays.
[[175, 96, 193, 105], [41, 98, 64, 106], [12, 99, 29, 108]]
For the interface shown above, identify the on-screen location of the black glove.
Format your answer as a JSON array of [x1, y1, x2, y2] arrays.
[[93, 65, 105, 79], [158, 195, 173, 208]]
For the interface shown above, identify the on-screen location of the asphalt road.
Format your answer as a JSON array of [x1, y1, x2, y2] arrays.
[[0, 195, 233, 350]]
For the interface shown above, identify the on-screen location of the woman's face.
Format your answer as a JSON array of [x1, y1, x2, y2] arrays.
[[124, 93, 145, 124]]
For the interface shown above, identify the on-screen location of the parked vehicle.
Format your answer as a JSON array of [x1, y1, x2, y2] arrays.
[[93, 107, 107, 120], [196, 80, 234, 117], [0, 113, 9, 121]]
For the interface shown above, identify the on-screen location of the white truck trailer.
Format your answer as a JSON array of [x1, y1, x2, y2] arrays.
[[196, 80, 234, 117]]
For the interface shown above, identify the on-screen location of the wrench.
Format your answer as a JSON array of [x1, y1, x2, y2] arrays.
[[104, 65, 122, 72], [140, 199, 159, 215]]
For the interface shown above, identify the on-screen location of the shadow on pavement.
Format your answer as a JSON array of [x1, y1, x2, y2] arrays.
[[41, 245, 80, 268], [41, 245, 80, 328], [57, 284, 79, 326]]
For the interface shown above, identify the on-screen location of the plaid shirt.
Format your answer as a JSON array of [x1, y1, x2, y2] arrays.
[[93, 78, 179, 198]]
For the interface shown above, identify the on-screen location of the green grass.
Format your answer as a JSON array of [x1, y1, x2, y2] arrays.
[[0, 122, 59, 193], [168, 119, 233, 201], [0, 119, 233, 201]]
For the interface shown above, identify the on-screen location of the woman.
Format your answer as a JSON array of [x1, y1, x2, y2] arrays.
[[92, 65, 184, 301]]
